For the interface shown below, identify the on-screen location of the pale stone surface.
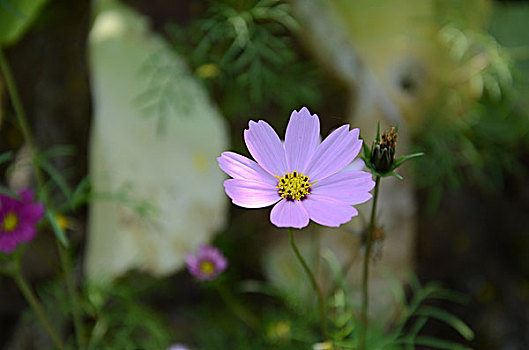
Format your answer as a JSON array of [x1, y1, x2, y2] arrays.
[[86, 1, 228, 283]]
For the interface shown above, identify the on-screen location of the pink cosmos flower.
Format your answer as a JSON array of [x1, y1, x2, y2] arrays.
[[217, 107, 375, 229], [0, 189, 45, 253], [186, 245, 228, 281]]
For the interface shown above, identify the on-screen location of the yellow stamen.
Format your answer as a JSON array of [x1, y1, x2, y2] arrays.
[[200, 261, 215, 275], [275, 171, 313, 201], [2, 212, 19, 232]]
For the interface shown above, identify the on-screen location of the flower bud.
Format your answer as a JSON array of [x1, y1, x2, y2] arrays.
[[370, 127, 397, 173]]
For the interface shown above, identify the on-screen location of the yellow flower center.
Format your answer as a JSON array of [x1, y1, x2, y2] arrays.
[[2, 212, 19, 232], [276, 171, 312, 201], [200, 260, 215, 275]]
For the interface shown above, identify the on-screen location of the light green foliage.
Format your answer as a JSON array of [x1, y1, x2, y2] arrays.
[[0, 0, 47, 45], [25, 276, 173, 349], [134, 45, 198, 134], [489, 3, 529, 101], [192, 259, 473, 349], [315, 251, 473, 349], [412, 2, 529, 210], [166, 0, 322, 119], [413, 97, 529, 210]]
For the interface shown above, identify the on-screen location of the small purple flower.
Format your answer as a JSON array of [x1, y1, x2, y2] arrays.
[[186, 245, 227, 281], [0, 189, 45, 253], [217, 107, 375, 229]]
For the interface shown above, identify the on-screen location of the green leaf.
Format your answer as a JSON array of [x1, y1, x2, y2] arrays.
[[361, 138, 371, 159], [321, 248, 346, 291], [40, 144, 76, 159], [389, 171, 403, 180], [45, 210, 69, 248], [416, 306, 475, 340], [409, 316, 428, 338], [0, 185, 19, 199], [36, 155, 72, 202], [0, 0, 48, 46], [0, 150, 13, 165], [392, 152, 425, 169], [413, 336, 472, 350], [68, 177, 91, 210]]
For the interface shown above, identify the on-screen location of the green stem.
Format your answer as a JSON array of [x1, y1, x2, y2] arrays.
[[57, 241, 86, 349], [288, 228, 327, 338], [0, 48, 46, 190], [12, 259, 66, 350], [215, 281, 259, 332], [1, 48, 85, 349], [359, 176, 381, 350]]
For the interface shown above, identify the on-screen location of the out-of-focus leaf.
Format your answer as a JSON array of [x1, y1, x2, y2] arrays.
[[0, 150, 13, 165], [37, 154, 72, 201], [45, 210, 69, 247], [0, 185, 18, 199], [0, 0, 48, 46], [416, 306, 474, 340], [412, 336, 472, 350]]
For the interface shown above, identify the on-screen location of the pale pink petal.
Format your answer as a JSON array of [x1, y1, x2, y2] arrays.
[[311, 171, 375, 205], [343, 158, 366, 172], [244, 120, 288, 176], [302, 195, 359, 227], [217, 152, 277, 186], [285, 107, 320, 172], [270, 199, 309, 229], [224, 179, 280, 208], [305, 126, 363, 182]]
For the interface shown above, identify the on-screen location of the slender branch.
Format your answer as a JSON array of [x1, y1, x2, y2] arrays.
[[359, 176, 381, 350], [0, 48, 46, 189], [288, 228, 327, 338], [1, 47, 85, 349], [12, 259, 66, 350], [57, 241, 86, 349]]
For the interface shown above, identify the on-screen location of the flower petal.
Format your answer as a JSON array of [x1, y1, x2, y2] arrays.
[[270, 199, 309, 229], [305, 126, 363, 182], [20, 202, 45, 222], [244, 120, 288, 176], [302, 196, 358, 227], [16, 225, 37, 242], [0, 235, 17, 253], [223, 179, 280, 208], [285, 107, 320, 172], [343, 158, 365, 172], [311, 171, 375, 205], [217, 152, 277, 186], [19, 189, 35, 202]]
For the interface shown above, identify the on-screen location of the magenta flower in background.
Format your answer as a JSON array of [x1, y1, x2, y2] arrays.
[[0, 189, 45, 253], [186, 245, 228, 281], [217, 107, 375, 229]]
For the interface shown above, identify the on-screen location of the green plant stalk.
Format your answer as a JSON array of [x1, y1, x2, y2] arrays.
[[0, 48, 85, 349], [0, 48, 46, 190], [12, 259, 66, 350], [57, 240, 86, 349], [288, 228, 327, 338], [215, 281, 259, 332], [359, 176, 381, 350]]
